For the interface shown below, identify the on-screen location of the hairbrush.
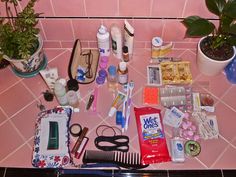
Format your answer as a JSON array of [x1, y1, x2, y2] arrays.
[[82, 150, 149, 169]]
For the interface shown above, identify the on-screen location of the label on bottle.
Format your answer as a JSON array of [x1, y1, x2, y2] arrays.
[[118, 73, 128, 84], [112, 39, 117, 54]]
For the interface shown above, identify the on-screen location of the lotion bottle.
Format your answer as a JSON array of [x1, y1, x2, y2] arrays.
[[97, 25, 110, 56], [118, 61, 128, 85], [111, 24, 122, 59]]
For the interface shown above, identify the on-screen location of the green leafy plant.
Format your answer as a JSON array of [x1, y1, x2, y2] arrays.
[[0, 0, 40, 60], [182, 0, 236, 52]]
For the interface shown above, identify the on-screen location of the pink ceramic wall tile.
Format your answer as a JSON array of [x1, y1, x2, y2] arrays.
[[151, 0, 186, 18], [22, 75, 48, 98], [0, 68, 20, 93], [80, 41, 90, 48], [221, 86, 236, 110], [72, 19, 102, 41], [44, 49, 68, 62], [133, 19, 164, 41], [85, 0, 118, 16], [11, 101, 39, 140], [53, 0, 86, 17], [41, 19, 74, 40], [0, 109, 8, 125], [162, 20, 187, 42], [61, 41, 75, 48], [183, 0, 217, 18], [88, 41, 98, 48], [157, 157, 207, 169], [174, 42, 197, 49], [0, 121, 25, 160], [43, 41, 62, 48], [197, 137, 229, 168], [212, 144, 236, 169], [0, 144, 32, 168], [0, 82, 35, 117], [215, 102, 236, 143], [119, 0, 152, 17], [196, 73, 232, 98], [18, 0, 54, 16], [48, 50, 72, 78]]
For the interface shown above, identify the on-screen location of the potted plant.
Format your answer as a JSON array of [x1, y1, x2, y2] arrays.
[[181, 0, 236, 76], [0, 0, 46, 77]]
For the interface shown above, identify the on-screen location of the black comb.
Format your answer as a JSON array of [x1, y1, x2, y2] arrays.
[[82, 150, 149, 169]]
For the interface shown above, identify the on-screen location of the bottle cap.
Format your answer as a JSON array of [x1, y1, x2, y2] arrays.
[[152, 37, 163, 47], [98, 69, 107, 78], [119, 62, 127, 71], [122, 46, 128, 53], [67, 79, 79, 91], [108, 107, 117, 117], [108, 65, 116, 76], [96, 76, 105, 85], [98, 25, 107, 34], [54, 81, 64, 91]]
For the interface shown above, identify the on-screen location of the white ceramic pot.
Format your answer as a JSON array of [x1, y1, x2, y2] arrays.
[[197, 37, 236, 76], [3, 35, 44, 74]]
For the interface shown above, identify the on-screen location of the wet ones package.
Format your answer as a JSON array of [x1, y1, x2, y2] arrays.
[[134, 107, 171, 165]]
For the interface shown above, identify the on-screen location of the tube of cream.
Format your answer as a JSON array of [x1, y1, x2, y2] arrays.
[[40, 68, 59, 90], [124, 20, 134, 56], [108, 91, 126, 117]]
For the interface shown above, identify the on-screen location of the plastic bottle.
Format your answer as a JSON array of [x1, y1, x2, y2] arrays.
[[97, 25, 110, 56], [111, 24, 122, 59], [117, 62, 128, 85], [122, 46, 129, 62], [66, 90, 79, 108], [107, 65, 118, 92], [54, 81, 68, 106]]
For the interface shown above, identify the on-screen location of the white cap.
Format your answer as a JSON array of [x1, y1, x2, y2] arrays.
[[108, 107, 117, 117], [98, 25, 107, 34], [119, 62, 127, 71], [152, 37, 163, 47]]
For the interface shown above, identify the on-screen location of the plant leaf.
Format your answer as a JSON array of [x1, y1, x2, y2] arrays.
[[227, 35, 236, 46], [185, 19, 215, 37], [223, 1, 236, 18], [205, 0, 226, 16], [228, 24, 236, 35], [221, 15, 233, 32], [181, 16, 202, 28]]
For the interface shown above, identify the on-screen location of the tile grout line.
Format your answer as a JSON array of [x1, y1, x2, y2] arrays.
[[210, 144, 230, 168], [219, 134, 236, 149], [194, 157, 209, 169], [0, 140, 29, 164], [21, 81, 39, 101], [181, 0, 188, 18], [0, 107, 10, 127], [47, 49, 70, 63], [9, 99, 36, 119], [8, 119, 28, 144], [0, 79, 22, 95]]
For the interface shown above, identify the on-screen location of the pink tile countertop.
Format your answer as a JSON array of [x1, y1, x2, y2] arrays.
[[0, 47, 236, 169]]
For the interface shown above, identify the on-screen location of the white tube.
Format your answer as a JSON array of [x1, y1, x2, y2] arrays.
[[108, 91, 126, 117], [124, 20, 134, 56]]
